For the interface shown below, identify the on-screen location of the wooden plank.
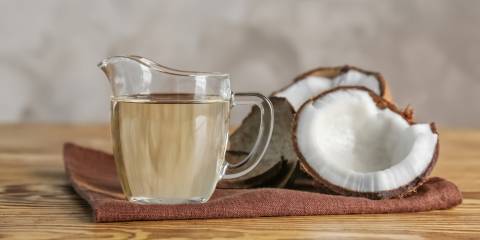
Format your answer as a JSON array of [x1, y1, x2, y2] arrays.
[[0, 124, 478, 239]]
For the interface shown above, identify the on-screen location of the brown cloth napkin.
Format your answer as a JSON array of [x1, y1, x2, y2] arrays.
[[63, 143, 462, 223]]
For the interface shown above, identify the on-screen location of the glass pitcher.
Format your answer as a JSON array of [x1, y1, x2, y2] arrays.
[[98, 56, 274, 204]]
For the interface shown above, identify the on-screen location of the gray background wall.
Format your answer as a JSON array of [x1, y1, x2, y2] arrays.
[[1, 0, 479, 127]]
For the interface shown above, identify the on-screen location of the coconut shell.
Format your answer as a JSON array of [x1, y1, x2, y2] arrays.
[[218, 97, 298, 188], [292, 86, 439, 199], [273, 65, 392, 102]]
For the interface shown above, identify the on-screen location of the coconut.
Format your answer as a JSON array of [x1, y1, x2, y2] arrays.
[[218, 97, 297, 188], [292, 87, 439, 199], [220, 66, 389, 188], [274, 65, 391, 111]]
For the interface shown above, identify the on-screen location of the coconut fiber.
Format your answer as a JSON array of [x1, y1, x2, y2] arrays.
[[63, 143, 462, 223]]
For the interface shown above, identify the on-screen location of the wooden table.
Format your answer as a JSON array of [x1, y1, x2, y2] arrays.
[[0, 124, 478, 239]]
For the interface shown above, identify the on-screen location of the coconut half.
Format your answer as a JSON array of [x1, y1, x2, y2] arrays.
[[293, 87, 439, 199], [218, 97, 297, 188], [275, 66, 391, 111]]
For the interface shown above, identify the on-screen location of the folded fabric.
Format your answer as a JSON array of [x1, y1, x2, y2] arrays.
[[63, 143, 462, 223]]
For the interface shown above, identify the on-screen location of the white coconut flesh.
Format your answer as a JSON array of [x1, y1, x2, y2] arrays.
[[295, 89, 438, 193], [275, 70, 381, 111]]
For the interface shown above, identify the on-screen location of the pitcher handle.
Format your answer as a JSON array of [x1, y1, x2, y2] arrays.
[[222, 92, 274, 180]]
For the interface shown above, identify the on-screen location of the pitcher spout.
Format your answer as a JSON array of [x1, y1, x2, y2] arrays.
[[98, 56, 157, 97], [97, 58, 114, 83]]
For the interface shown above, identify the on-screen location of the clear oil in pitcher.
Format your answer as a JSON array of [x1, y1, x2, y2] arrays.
[[111, 94, 230, 204]]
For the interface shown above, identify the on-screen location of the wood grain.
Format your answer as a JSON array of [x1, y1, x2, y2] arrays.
[[0, 124, 478, 239]]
